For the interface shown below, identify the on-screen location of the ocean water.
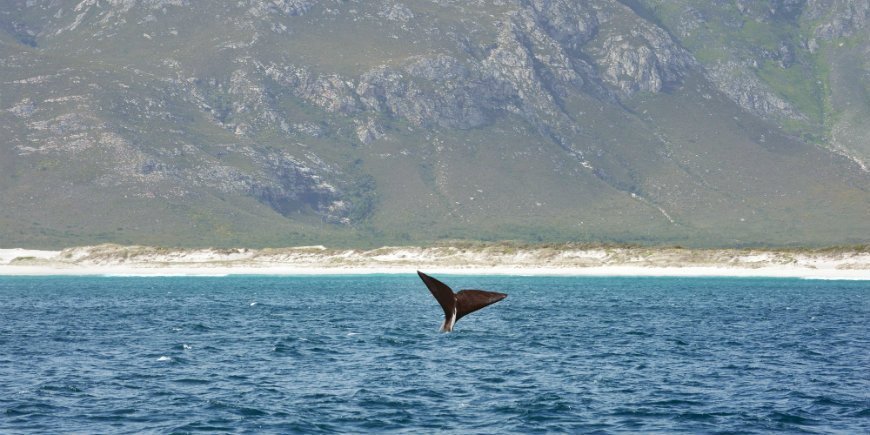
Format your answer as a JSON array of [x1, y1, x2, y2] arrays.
[[0, 275, 868, 434]]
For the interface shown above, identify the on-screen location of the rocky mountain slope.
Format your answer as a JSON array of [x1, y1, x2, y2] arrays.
[[1, 0, 868, 248]]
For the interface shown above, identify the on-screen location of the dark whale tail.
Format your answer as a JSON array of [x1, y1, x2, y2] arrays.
[[417, 271, 507, 332]]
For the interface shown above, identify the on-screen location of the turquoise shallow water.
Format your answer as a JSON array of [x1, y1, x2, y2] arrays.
[[0, 275, 868, 433]]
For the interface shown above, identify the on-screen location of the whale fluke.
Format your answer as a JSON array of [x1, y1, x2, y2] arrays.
[[417, 271, 507, 332]]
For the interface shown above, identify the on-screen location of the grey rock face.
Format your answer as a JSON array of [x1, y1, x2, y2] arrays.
[[356, 67, 432, 127], [355, 118, 385, 145], [261, 64, 360, 115], [707, 61, 804, 121], [247, 0, 314, 17], [378, 3, 414, 22], [527, 0, 599, 48], [246, 149, 347, 222], [805, 0, 870, 39], [589, 26, 692, 96]]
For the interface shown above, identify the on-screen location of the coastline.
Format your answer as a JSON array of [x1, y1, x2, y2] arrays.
[[0, 265, 867, 280], [1, 245, 868, 280]]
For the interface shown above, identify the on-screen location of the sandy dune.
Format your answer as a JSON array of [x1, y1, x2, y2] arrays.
[[0, 244, 867, 279]]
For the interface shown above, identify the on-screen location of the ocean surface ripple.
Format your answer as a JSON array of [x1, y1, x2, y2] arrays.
[[1, 275, 868, 433]]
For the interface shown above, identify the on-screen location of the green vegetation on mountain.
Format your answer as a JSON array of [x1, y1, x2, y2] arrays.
[[1, 0, 868, 249]]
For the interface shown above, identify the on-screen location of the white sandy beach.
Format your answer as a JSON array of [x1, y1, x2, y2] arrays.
[[0, 245, 868, 279]]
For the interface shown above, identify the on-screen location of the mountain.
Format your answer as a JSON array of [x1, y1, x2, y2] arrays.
[[1, 0, 868, 249]]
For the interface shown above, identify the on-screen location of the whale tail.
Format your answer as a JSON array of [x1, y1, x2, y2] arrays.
[[417, 271, 507, 332]]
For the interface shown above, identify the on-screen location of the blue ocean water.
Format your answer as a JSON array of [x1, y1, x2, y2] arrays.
[[0, 275, 868, 434]]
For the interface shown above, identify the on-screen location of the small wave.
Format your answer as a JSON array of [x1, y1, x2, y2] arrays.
[[152, 354, 190, 365], [479, 376, 506, 384], [185, 323, 212, 332], [172, 378, 210, 385], [38, 384, 83, 393], [205, 400, 268, 417], [609, 407, 670, 419], [170, 422, 235, 432], [109, 408, 137, 416], [675, 412, 718, 422], [394, 388, 447, 401], [4, 402, 67, 417], [272, 341, 302, 356], [644, 399, 706, 407], [768, 410, 819, 426], [235, 406, 268, 417]]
